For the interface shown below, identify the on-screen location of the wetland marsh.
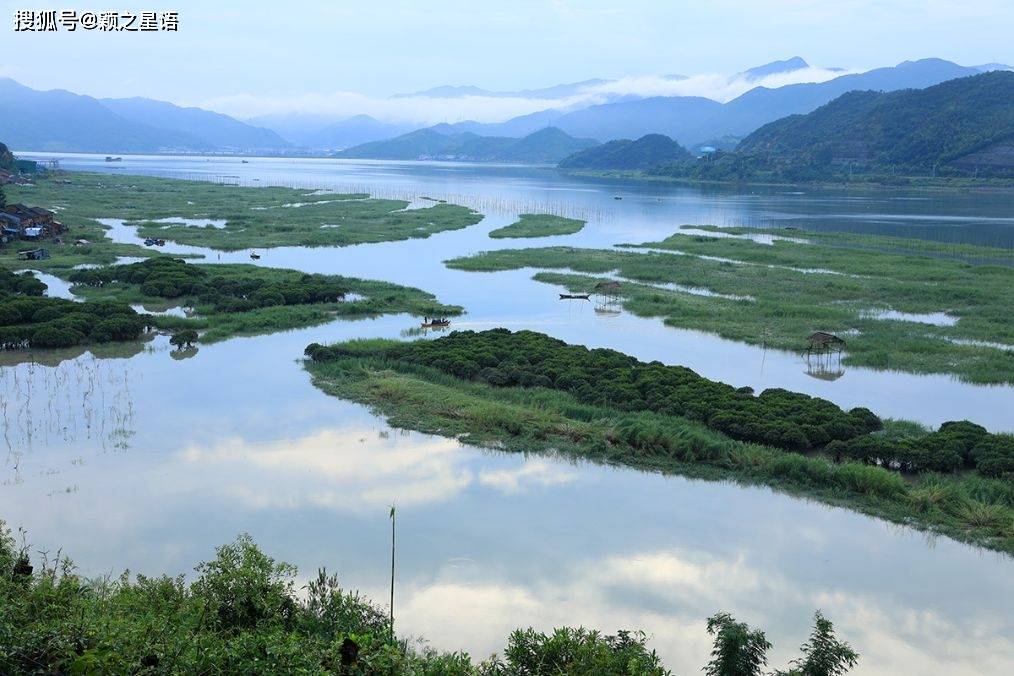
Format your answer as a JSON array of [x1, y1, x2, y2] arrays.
[[2, 154, 1013, 674]]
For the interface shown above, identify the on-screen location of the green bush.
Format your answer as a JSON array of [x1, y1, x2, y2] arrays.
[[973, 435, 1014, 479]]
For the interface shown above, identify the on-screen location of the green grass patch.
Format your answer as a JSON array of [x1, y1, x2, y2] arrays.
[[1, 172, 483, 257], [445, 231, 1014, 383], [66, 258, 462, 343], [488, 213, 586, 239]]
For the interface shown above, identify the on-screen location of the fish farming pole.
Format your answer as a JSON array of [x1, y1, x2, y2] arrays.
[[389, 504, 396, 643]]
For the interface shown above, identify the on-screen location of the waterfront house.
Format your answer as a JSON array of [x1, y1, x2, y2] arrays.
[[2, 204, 63, 238]]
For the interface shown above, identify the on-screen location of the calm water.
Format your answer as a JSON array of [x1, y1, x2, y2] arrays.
[[4, 154, 1014, 674]]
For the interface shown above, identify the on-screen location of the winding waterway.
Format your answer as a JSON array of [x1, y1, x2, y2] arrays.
[[4, 153, 1014, 674]]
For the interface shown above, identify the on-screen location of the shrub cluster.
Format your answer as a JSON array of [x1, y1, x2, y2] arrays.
[[0, 269, 46, 297], [310, 329, 881, 452], [0, 294, 146, 350], [829, 421, 1014, 478], [308, 330, 1011, 484], [69, 258, 349, 314]]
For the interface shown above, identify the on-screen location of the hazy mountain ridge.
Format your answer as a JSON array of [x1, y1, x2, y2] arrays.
[[650, 71, 1014, 181], [100, 97, 289, 151], [739, 56, 812, 81], [0, 78, 208, 153], [538, 59, 985, 146], [395, 78, 615, 99], [2, 58, 1007, 155], [0, 78, 284, 153]]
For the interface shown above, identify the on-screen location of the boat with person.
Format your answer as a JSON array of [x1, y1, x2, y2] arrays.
[[559, 293, 590, 300], [421, 316, 450, 328]]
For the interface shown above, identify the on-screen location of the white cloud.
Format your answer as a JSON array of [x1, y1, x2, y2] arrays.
[[178, 428, 474, 511], [196, 65, 863, 125], [477, 459, 577, 494]]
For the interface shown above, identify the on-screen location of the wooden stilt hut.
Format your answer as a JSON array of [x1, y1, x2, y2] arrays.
[[806, 331, 846, 355]]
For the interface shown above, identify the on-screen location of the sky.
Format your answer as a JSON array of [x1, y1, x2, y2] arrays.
[[1, 0, 1012, 122]]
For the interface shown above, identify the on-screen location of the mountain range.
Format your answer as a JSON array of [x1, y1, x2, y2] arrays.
[[1, 58, 1010, 157], [641, 71, 1014, 182], [531, 59, 994, 146], [0, 77, 286, 153]]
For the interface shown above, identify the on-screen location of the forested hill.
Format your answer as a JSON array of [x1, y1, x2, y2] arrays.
[[657, 71, 1014, 182], [0, 141, 14, 170], [558, 134, 692, 171], [337, 127, 597, 163]]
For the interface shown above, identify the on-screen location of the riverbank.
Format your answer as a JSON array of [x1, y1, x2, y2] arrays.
[[559, 168, 1014, 193], [304, 331, 1014, 555]]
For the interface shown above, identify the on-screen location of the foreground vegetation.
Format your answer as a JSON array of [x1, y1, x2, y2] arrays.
[[446, 229, 1014, 384], [0, 521, 860, 675], [488, 214, 586, 239], [305, 330, 1014, 553]]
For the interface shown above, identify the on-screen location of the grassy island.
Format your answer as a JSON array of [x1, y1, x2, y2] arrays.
[[0, 259, 461, 350], [305, 330, 1014, 554], [67, 258, 462, 343], [488, 213, 586, 239], [446, 228, 1014, 384], [0, 172, 484, 262], [1, 268, 150, 349]]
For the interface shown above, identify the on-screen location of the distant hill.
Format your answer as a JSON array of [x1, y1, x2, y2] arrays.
[[0, 141, 14, 170], [740, 56, 810, 81], [338, 127, 597, 163], [508, 59, 986, 146], [655, 71, 1014, 182], [0, 78, 289, 153], [307, 115, 414, 150], [559, 134, 692, 171], [0, 78, 206, 152], [428, 109, 569, 139], [100, 97, 288, 151]]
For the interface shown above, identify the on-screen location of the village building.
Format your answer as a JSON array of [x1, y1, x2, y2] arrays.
[[1, 204, 64, 240]]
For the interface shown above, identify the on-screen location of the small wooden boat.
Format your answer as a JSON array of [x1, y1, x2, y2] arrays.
[[421, 317, 450, 328], [249, 251, 261, 260], [613, 196, 622, 200], [559, 293, 590, 300], [105, 156, 122, 162]]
